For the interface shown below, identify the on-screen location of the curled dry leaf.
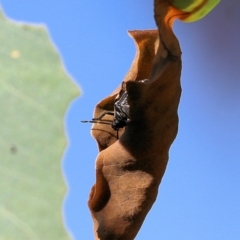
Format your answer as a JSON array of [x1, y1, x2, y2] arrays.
[[88, 1, 189, 239], [91, 30, 159, 152]]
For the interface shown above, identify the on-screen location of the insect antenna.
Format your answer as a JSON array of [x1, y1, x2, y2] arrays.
[[81, 120, 112, 126]]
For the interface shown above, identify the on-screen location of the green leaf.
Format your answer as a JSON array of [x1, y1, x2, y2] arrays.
[[171, 0, 220, 22], [0, 10, 79, 239]]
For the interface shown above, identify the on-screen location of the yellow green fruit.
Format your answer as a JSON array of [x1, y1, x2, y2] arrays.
[[171, 0, 220, 22]]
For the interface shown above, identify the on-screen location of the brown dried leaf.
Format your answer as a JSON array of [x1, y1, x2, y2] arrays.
[[89, 1, 184, 239], [91, 30, 159, 152]]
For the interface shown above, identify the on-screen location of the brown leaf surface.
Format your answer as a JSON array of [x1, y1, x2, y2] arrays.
[[89, 1, 184, 239]]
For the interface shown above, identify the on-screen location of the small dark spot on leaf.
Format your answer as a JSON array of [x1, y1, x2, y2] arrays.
[[122, 160, 138, 171], [10, 144, 17, 154]]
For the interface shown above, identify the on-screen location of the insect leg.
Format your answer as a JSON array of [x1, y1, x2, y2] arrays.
[[81, 111, 114, 125], [92, 111, 114, 121]]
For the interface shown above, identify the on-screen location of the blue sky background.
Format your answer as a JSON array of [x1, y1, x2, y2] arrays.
[[1, 0, 240, 239]]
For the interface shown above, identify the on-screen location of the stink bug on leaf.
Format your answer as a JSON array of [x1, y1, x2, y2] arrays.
[[81, 79, 148, 138]]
